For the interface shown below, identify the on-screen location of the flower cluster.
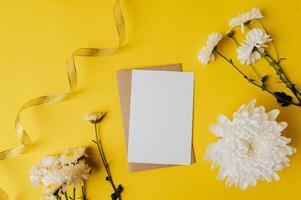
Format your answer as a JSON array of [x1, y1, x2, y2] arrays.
[[198, 8, 301, 107], [198, 8, 270, 65], [29, 146, 91, 200], [205, 100, 296, 190]]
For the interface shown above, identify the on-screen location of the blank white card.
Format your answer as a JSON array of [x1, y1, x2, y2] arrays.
[[128, 70, 194, 165]]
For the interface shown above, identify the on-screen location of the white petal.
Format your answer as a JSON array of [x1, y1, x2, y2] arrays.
[[268, 109, 280, 120]]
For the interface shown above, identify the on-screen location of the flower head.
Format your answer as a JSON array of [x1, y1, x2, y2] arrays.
[[229, 8, 263, 33], [237, 28, 271, 64], [84, 112, 106, 123], [60, 146, 86, 165], [198, 33, 223, 64], [245, 28, 272, 48], [29, 147, 91, 199], [237, 43, 263, 65], [205, 99, 296, 190]]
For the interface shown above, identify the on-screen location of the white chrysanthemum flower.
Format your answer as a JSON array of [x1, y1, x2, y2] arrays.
[[245, 28, 272, 48], [59, 146, 86, 165], [39, 156, 59, 167], [205, 99, 296, 190], [29, 147, 91, 199], [198, 33, 223, 65], [229, 8, 263, 32], [237, 28, 271, 64], [29, 156, 59, 186], [62, 160, 91, 185], [237, 43, 264, 65], [84, 112, 106, 123]]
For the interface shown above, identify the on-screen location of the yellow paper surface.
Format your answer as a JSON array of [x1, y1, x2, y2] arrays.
[[1, 0, 301, 199]]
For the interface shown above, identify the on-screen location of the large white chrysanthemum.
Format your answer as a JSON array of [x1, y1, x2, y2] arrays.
[[237, 28, 271, 64], [205, 99, 296, 190], [229, 8, 263, 33], [198, 33, 223, 64]]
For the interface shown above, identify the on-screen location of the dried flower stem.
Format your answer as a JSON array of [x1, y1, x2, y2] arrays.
[[93, 122, 122, 200]]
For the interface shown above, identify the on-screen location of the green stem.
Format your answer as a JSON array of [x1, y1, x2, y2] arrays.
[[244, 23, 301, 106], [64, 192, 68, 200], [73, 186, 76, 200], [228, 36, 262, 81], [230, 36, 239, 46], [81, 185, 87, 200], [55, 195, 61, 200], [258, 19, 279, 61], [258, 49, 301, 103], [93, 123, 121, 199], [214, 49, 301, 106], [214, 49, 252, 81]]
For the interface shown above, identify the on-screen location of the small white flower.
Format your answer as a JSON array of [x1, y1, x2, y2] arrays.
[[237, 43, 264, 65], [245, 28, 272, 48], [84, 112, 106, 123], [198, 33, 223, 64], [206, 33, 223, 48], [237, 28, 271, 64], [205, 99, 296, 190], [229, 8, 263, 33]]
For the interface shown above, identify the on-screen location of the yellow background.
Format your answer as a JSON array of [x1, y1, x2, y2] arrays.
[[1, 0, 301, 199]]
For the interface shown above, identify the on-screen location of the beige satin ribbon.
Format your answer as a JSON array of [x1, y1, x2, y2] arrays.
[[0, 0, 125, 198]]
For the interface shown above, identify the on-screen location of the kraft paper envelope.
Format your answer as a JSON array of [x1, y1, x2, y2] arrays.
[[116, 63, 195, 171]]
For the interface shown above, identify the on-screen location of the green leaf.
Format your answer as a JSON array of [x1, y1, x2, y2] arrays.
[[274, 92, 293, 106], [117, 185, 124, 193], [111, 192, 118, 200]]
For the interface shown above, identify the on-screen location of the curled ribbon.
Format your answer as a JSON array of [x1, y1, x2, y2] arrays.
[[0, 0, 125, 198]]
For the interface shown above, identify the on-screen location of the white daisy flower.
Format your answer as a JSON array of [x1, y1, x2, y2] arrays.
[[237, 28, 271, 64], [198, 33, 223, 64], [205, 99, 296, 190], [245, 28, 272, 48], [237, 43, 264, 65], [229, 8, 263, 33]]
